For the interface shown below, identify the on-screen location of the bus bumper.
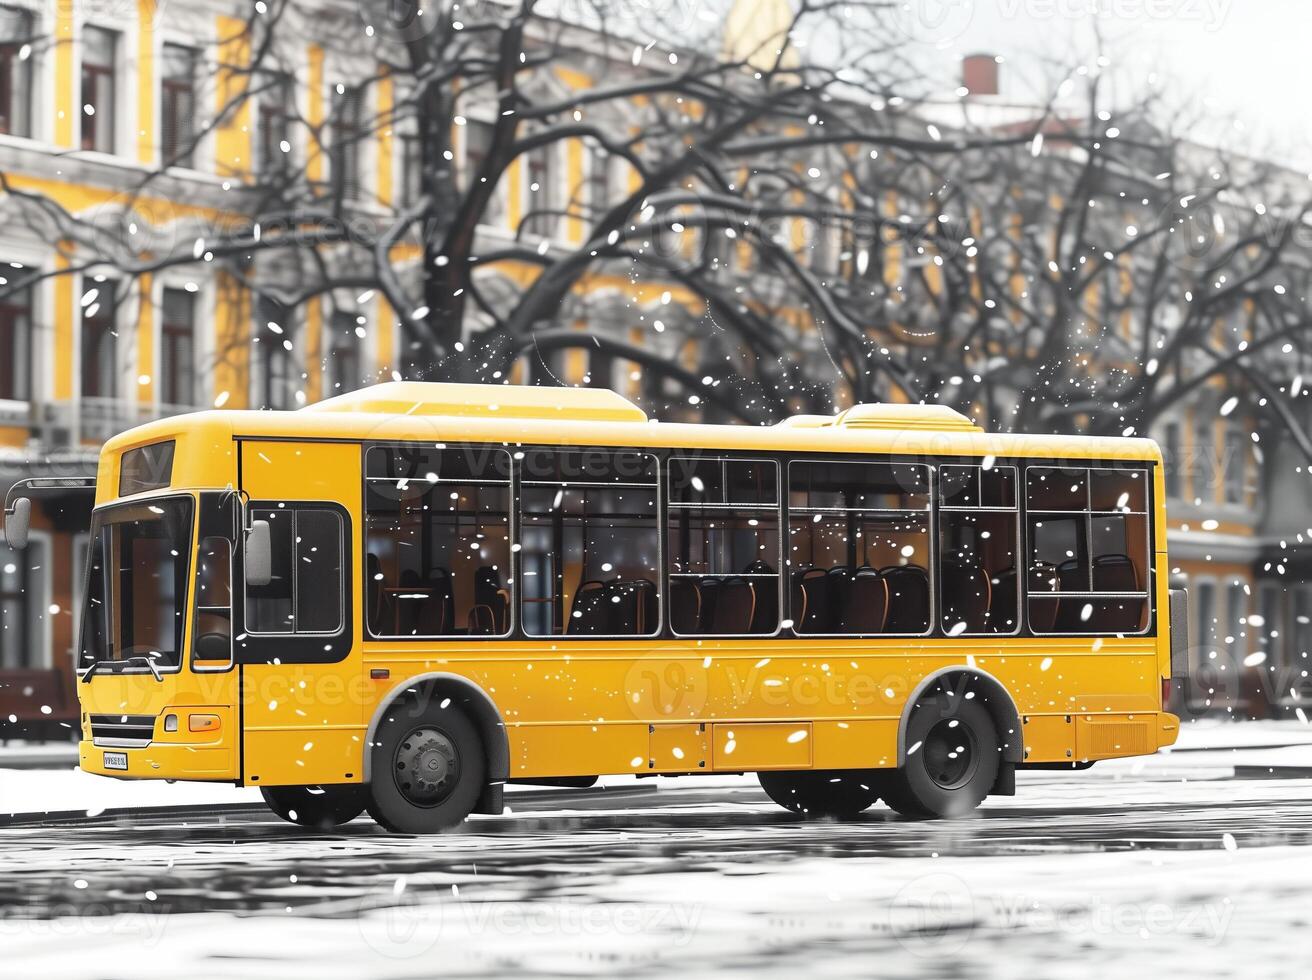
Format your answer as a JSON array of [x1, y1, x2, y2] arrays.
[[78, 736, 237, 781]]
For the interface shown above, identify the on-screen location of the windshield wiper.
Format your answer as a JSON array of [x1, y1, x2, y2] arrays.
[[80, 656, 164, 683]]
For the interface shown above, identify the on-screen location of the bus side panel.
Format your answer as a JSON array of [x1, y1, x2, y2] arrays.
[[239, 440, 366, 787]]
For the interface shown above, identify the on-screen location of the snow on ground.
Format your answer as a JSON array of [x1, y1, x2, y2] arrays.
[[1, 718, 1310, 980], [1, 782, 1311, 980], [4, 719, 1311, 820]]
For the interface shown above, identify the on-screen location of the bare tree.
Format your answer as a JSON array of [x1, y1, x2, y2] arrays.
[[0, 0, 1046, 422]]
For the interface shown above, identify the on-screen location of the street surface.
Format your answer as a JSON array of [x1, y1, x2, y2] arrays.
[[1, 727, 1310, 978]]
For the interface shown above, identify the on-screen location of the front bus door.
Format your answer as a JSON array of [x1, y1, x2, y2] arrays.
[[237, 440, 363, 789]]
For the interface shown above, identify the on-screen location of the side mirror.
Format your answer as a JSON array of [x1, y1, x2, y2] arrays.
[[4, 497, 30, 550], [245, 519, 272, 587]]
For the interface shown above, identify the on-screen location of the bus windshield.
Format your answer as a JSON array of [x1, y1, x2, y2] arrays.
[[80, 496, 194, 671]]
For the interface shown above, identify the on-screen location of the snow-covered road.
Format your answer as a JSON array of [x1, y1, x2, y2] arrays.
[[1, 726, 1310, 978]]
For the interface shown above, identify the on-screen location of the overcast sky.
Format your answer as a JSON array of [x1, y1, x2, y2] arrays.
[[887, 0, 1312, 169]]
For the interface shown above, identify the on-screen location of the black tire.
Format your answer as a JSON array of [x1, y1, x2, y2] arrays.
[[758, 768, 883, 819], [883, 692, 999, 819], [366, 697, 486, 834], [261, 784, 367, 829]]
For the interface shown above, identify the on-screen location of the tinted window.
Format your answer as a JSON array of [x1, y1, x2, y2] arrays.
[[246, 507, 343, 634], [1026, 466, 1151, 634], [80, 497, 193, 670], [668, 457, 779, 636], [520, 451, 659, 637], [365, 445, 512, 638], [939, 466, 1019, 635], [193, 536, 232, 664], [788, 460, 930, 635], [119, 441, 175, 496]]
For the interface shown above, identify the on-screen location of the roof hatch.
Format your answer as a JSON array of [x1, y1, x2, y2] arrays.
[[775, 403, 982, 432], [300, 382, 649, 423]]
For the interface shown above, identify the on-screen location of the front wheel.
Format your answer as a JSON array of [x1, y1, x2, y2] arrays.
[[882, 693, 999, 819], [758, 769, 882, 819], [366, 697, 486, 834], [261, 784, 367, 829]]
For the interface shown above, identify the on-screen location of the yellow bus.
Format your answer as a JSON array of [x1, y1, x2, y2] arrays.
[[3, 382, 1187, 832]]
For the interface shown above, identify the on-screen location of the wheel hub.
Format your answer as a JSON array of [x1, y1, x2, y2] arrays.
[[922, 718, 977, 790], [394, 727, 461, 806]]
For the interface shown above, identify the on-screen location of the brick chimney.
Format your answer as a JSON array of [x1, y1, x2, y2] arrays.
[[962, 54, 1000, 97]]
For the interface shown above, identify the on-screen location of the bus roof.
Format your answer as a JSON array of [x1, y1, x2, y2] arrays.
[[102, 382, 1162, 467]]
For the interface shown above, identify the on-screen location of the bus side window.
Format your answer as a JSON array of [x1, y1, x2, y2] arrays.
[[667, 457, 780, 636], [1025, 467, 1151, 635], [519, 449, 660, 638], [786, 460, 931, 636], [245, 507, 343, 635], [193, 536, 232, 663], [938, 465, 1019, 636], [363, 445, 512, 638]]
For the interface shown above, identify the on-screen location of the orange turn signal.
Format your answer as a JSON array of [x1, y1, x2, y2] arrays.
[[188, 714, 220, 733]]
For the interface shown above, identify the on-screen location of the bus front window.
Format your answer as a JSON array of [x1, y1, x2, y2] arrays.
[[80, 497, 194, 672]]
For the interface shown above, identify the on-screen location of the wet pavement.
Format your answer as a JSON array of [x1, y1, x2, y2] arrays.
[[1, 766, 1311, 978]]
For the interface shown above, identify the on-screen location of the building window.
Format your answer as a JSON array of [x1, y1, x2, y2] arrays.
[[160, 287, 196, 407], [246, 507, 343, 634], [939, 465, 1019, 635], [326, 309, 362, 393], [1189, 579, 1218, 703], [1293, 589, 1312, 682], [668, 457, 780, 636], [365, 445, 512, 638], [523, 139, 560, 238], [586, 142, 611, 219], [1224, 425, 1246, 505], [255, 296, 295, 410], [256, 72, 293, 177], [81, 26, 118, 154], [1226, 579, 1248, 666], [331, 84, 364, 200], [0, 6, 34, 138], [0, 538, 46, 669], [80, 277, 119, 399], [788, 461, 931, 635], [1257, 584, 1282, 676], [519, 450, 660, 637], [399, 131, 422, 207], [1162, 421, 1182, 499], [160, 43, 197, 167], [1191, 415, 1214, 503], [0, 263, 31, 401], [462, 119, 504, 226], [1025, 467, 1152, 634]]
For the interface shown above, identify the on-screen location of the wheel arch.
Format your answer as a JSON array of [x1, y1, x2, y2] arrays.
[[363, 673, 510, 812], [896, 666, 1023, 767]]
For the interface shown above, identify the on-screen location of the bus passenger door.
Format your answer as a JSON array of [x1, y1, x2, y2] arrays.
[[237, 440, 364, 788]]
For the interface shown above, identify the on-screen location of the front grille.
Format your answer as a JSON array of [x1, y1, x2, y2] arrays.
[[90, 713, 155, 745]]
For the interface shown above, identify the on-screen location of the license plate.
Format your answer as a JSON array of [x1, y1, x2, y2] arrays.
[[103, 752, 128, 771]]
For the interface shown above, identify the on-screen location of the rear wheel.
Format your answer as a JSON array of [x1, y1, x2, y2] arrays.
[[883, 692, 999, 819], [261, 784, 367, 829], [758, 768, 882, 819], [366, 697, 486, 834]]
